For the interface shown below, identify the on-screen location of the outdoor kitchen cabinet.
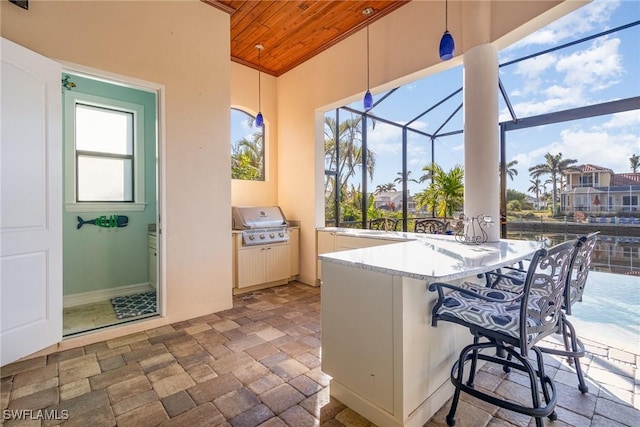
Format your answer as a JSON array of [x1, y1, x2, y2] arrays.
[[316, 230, 400, 282], [237, 243, 290, 288], [232, 228, 299, 294]]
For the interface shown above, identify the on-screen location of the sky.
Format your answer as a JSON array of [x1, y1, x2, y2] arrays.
[[336, 0, 640, 197]]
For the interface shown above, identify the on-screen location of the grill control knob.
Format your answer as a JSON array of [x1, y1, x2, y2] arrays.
[[269, 233, 275, 238], [248, 235, 255, 240], [259, 234, 266, 240], [278, 232, 285, 237]]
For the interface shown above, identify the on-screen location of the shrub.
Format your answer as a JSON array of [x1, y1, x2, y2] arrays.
[[507, 200, 522, 212]]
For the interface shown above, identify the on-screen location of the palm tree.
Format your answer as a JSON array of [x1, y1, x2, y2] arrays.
[[527, 178, 542, 210], [231, 131, 264, 180], [529, 153, 580, 215], [505, 160, 519, 181], [374, 182, 396, 194], [324, 116, 376, 198], [414, 163, 464, 218], [630, 153, 639, 173], [394, 170, 430, 186], [394, 170, 417, 186]]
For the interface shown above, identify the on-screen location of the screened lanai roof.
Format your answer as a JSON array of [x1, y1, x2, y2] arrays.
[[326, 5, 640, 231], [340, 19, 640, 142]]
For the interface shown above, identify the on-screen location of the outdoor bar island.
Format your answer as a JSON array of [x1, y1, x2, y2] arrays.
[[319, 232, 541, 427]]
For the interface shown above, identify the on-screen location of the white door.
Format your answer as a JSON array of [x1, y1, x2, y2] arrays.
[[1, 38, 62, 366]]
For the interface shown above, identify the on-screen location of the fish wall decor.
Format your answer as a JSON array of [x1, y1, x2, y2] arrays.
[[77, 215, 129, 229]]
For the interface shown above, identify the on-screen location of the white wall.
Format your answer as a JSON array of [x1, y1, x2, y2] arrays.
[[1, 1, 233, 326]]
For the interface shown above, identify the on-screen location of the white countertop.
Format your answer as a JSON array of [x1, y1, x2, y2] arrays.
[[318, 228, 543, 282]]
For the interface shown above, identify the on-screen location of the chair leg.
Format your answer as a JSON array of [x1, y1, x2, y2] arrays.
[[503, 352, 512, 373], [532, 346, 558, 422], [540, 316, 589, 394], [564, 319, 589, 393], [447, 348, 469, 427], [450, 341, 557, 427], [467, 335, 480, 387], [561, 319, 573, 365]]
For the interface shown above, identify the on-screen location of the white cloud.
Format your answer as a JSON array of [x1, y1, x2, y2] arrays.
[[508, 0, 620, 49], [516, 54, 557, 79], [367, 122, 403, 155], [513, 127, 640, 179], [506, 36, 624, 118], [599, 110, 640, 129], [510, 95, 579, 118], [556, 37, 623, 89], [512, 53, 558, 96]]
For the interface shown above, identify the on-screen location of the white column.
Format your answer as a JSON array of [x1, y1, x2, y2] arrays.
[[463, 43, 500, 242]]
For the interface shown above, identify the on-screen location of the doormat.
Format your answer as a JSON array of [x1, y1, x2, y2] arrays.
[[111, 291, 157, 319]]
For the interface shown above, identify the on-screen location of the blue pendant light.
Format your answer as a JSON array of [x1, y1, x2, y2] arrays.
[[255, 44, 264, 127], [363, 90, 373, 111], [439, 0, 455, 61], [363, 8, 374, 111]]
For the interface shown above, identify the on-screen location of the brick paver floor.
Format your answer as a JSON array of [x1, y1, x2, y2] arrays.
[[1, 282, 638, 426]]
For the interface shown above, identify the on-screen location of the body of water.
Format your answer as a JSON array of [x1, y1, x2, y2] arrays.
[[507, 231, 640, 276], [570, 271, 640, 353]]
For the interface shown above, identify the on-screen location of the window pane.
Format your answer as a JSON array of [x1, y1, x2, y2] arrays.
[[76, 104, 133, 155], [231, 108, 264, 181], [334, 111, 363, 228], [367, 120, 403, 226], [77, 156, 133, 201]]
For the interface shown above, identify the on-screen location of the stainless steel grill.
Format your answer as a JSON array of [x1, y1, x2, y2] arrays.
[[232, 206, 289, 246]]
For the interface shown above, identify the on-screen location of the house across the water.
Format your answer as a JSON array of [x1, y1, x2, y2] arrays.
[[562, 164, 640, 214]]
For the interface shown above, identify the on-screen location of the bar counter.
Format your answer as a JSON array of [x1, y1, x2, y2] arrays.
[[318, 231, 541, 427]]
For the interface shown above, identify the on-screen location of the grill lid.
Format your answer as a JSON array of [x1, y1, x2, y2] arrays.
[[232, 206, 288, 230]]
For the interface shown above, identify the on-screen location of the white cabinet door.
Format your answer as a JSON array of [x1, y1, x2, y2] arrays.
[[237, 244, 290, 288], [316, 231, 337, 280], [1, 38, 62, 365], [265, 244, 290, 283], [317, 231, 336, 254], [237, 247, 267, 288], [335, 235, 369, 250]]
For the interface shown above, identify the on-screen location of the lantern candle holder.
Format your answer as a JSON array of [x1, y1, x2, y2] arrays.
[[454, 214, 494, 245]]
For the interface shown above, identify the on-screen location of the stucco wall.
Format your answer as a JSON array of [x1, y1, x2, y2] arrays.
[[1, 1, 233, 324]]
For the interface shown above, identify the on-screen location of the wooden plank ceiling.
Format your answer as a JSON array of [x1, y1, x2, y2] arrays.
[[203, 0, 411, 76]]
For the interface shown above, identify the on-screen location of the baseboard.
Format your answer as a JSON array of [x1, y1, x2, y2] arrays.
[[64, 283, 154, 308]]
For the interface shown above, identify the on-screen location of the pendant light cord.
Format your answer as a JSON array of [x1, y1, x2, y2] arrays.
[[366, 25, 370, 90], [258, 48, 262, 112], [445, 0, 448, 31]]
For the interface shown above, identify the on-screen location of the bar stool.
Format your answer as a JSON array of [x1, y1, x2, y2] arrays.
[[414, 218, 447, 234], [486, 232, 598, 393], [428, 239, 580, 427], [368, 217, 399, 231]]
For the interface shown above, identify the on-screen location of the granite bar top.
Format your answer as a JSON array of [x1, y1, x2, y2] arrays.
[[317, 228, 542, 282]]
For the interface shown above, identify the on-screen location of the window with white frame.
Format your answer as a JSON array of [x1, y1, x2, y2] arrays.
[[64, 92, 146, 211]]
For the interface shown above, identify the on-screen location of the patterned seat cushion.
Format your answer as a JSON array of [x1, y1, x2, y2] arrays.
[[491, 271, 525, 293], [435, 282, 542, 340], [491, 274, 577, 304]]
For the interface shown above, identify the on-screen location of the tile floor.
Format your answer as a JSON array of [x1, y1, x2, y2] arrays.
[[63, 301, 121, 336], [63, 299, 160, 337], [1, 282, 639, 426]]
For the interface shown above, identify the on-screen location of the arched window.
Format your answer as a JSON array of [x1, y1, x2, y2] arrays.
[[231, 108, 264, 181]]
